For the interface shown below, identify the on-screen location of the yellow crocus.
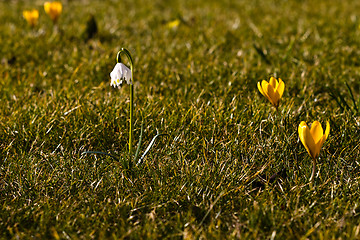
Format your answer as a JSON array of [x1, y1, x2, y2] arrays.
[[298, 121, 330, 182], [23, 9, 39, 27], [257, 77, 285, 109], [166, 19, 180, 29], [298, 121, 330, 159], [44, 1, 62, 23]]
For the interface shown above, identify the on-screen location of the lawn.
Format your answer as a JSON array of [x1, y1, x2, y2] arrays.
[[1, 0, 360, 239]]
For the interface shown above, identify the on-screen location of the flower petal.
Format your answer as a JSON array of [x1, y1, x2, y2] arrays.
[[324, 121, 330, 140], [276, 78, 285, 99], [257, 82, 266, 97], [44, 2, 51, 14], [319, 121, 330, 151], [118, 63, 132, 84], [269, 77, 278, 89], [261, 80, 274, 105], [298, 121, 316, 159], [110, 64, 120, 79], [266, 82, 278, 106], [261, 80, 269, 96], [110, 79, 116, 87], [310, 121, 324, 145], [110, 70, 116, 80], [310, 121, 325, 157]]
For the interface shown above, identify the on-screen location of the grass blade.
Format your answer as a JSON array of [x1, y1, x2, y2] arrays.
[[345, 82, 358, 113], [134, 116, 144, 163], [137, 133, 168, 165]]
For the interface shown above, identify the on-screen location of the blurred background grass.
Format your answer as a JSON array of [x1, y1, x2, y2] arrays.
[[1, 0, 360, 239]]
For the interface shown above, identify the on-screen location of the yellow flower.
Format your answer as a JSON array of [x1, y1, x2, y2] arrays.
[[44, 1, 62, 23], [23, 9, 39, 27], [257, 77, 285, 109], [298, 121, 330, 160], [166, 19, 180, 29]]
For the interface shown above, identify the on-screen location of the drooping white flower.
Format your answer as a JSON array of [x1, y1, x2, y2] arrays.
[[110, 63, 132, 87]]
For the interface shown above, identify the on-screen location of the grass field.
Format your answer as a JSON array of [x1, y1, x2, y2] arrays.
[[1, 0, 360, 239]]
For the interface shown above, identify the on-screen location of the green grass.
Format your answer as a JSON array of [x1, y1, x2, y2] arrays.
[[1, 0, 360, 239]]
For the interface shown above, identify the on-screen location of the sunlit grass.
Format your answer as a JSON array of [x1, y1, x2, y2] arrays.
[[1, 0, 360, 239]]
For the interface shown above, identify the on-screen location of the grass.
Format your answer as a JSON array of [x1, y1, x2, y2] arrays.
[[1, 0, 360, 238]]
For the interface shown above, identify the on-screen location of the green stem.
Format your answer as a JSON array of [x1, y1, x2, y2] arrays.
[[129, 84, 134, 155], [116, 48, 134, 156]]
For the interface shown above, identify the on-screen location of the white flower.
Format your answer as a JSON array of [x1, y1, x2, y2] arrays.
[[110, 63, 132, 87]]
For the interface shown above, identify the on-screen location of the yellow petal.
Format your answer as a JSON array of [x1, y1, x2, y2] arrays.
[[276, 78, 285, 99], [257, 82, 266, 97], [23, 11, 29, 19], [310, 121, 324, 145], [269, 77, 278, 89], [261, 80, 268, 94], [263, 82, 275, 105], [319, 121, 330, 152], [310, 121, 325, 157], [298, 121, 316, 159], [266, 83, 278, 106], [32, 10, 39, 18], [324, 121, 330, 140], [261, 80, 271, 101], [53, 2, 62, 13], [44, 2, 51, 14]]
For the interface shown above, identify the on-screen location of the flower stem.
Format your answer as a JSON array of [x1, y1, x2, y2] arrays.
[[129, 84, 134, 155], [309, 157, 316, 183], [116, 48, 134, 156]]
